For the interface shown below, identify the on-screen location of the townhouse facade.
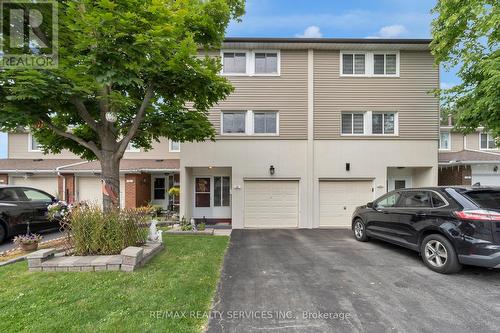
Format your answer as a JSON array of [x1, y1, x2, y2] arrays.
[[1, 37, 442, 229], [179, 37, 440, 229], [0, 132, 181, 210], [439, 122, 500, 186]]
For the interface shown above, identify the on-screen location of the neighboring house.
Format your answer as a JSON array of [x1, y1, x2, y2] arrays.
[[439, 125, 500, 186], [179, 37, 440, 229], [0, 131, 180, 209]]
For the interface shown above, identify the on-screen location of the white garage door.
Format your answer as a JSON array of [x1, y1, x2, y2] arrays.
[[77, 177, 102, 207], [244, 180, 299, 228], [472, 165, 500, 186], [77, 177, 126, 208], [11, 177, 58, 197], [319, 180, 373, 228]]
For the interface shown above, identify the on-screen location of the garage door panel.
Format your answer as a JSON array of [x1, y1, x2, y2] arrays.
[[320, 181, 372, 227], [11, 177, 58, 197], [244, 180, 298, 228]]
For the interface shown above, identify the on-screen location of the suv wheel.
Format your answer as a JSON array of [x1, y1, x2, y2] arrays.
[[353, 219, 368, 242], [420, 234, 462, 274]]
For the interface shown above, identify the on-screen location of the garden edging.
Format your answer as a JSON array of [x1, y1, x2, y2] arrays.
[[27, 241, 164, 272]]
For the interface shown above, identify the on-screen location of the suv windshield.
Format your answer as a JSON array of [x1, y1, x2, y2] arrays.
[[464, 190, 500, 209]]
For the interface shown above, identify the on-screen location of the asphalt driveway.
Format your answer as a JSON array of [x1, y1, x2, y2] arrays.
[[207, 229, 500, 333]]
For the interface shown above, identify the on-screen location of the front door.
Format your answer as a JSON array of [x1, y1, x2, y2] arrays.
[[151, 177, 168, 209], [193, 176, 231, 220]]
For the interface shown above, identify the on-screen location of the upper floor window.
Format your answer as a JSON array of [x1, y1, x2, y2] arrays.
[[340, 51, 399, 77], [255, 53, 278, 74], [28, 133, 42, 152], [126, 142, 140, 152], [254, 112, 277, 134], [222, 52, 247, 74], [340, 111, 397, 136], [373, 53, 397, 75], [221, 110, 279, 136], [342, 54, 366, 75], [222, 112, 246, 134], [480, 132, 497, 150], [439, 132, 451, 150], [221, 50, 280, 76], [372, 112, 395, 134], [169, 140, 180, 152], [341, 113, 364, 134]]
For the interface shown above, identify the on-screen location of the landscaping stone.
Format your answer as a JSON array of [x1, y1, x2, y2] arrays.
[[27, 242, 164, 273]]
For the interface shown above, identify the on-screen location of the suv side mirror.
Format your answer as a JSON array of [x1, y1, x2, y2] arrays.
[[367, 202, 374, 208]]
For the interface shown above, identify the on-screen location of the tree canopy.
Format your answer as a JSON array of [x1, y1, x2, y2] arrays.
[[431, 0, 499, 139], [0, 0, 245, 209]]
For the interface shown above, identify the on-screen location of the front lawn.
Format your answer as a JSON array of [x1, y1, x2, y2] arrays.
[[0, 235, 229, 333]]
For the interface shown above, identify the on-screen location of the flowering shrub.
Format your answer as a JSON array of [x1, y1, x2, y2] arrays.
[[47, 201, 70, 221], [13, 233, 42, 245]]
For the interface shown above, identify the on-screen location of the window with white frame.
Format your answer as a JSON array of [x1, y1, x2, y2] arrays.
[[222, 112, 246, 134], [221, 110, 279, 135], [125, 142, 140, 152], [222, 52, 247, 74], [341, 113, 365, 134], [373, 53, 397, 75], [372, 112, 395, 134], [28, 133, 42, 152], [341, 51, 399, 77], [169, 140, 180, 152], [340, 111, 397, 135], [254, 52, 278, 74], [480, 132, 497, 150], [439, 132, 451, 150], [342, 53, 366, 75], [254, 112, 277, 134]]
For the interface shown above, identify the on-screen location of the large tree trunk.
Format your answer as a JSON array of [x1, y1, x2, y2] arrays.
[[100, 154, 121, 212]]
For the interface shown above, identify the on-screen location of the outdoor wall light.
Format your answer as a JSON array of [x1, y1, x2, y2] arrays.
[[269, 165, 275, 175], [105, 112, 117, 123], [346, 163, 350, 171], [494, 166, 498, 172]]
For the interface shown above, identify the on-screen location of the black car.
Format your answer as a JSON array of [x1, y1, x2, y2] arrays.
[[351, 187, 500, 274], [0, 185, 59, 243]]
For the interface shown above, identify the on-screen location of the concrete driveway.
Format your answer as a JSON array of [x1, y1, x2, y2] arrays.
[[207, 229, 500, 333]]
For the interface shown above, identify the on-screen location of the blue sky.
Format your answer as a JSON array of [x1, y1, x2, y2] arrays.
[[0, 0, 458, 159]]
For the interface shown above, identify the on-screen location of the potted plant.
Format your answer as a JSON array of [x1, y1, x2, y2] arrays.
[[13, 233, 43, 251]]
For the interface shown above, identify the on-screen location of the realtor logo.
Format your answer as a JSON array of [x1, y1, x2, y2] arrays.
[[0, 0, 58, 68]]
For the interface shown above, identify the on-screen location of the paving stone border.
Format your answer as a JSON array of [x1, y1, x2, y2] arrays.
[[27, 242, 164, 272], [166, 229, 214, 235]]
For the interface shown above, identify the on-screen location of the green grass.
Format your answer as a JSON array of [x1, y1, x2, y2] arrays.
[[0, 235, 229, 333]]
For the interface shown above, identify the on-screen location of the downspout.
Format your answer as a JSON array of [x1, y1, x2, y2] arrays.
[[56, 160, 90, 201]]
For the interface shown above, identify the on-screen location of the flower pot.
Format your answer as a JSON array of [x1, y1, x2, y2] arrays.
[[20, 242, 39, 251]]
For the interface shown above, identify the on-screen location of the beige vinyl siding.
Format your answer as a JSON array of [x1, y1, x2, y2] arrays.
[[450, 131, 464, 152], [466, 132, 480, 150], [8, 133, 179, 160], [210, 50, 308, 139], [314, 50, 439, 140]]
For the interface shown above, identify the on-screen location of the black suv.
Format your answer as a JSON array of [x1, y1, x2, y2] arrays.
[[351, 187, 500, 274], [0, 185, 59, 243]]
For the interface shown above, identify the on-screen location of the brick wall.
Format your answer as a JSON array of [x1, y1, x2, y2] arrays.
[[57, 174, 76, 202], [0, 174, 8, 185], [438, 165, 472, 186], [125, 173, 151, 208]]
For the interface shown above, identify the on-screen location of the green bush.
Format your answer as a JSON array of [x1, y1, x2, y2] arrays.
[[69, 205, 149, 255], [197, 223, 206, 231]]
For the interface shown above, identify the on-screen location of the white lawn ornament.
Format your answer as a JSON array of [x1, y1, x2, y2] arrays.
[[157, 230, 163, 243], [190, 218, 197, 231], [149, 220, 159, 241]]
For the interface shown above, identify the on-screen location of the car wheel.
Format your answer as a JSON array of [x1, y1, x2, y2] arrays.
[[353, 219, 368, 242], [420, 234, 462, 274], [0, 223, 6, 244]]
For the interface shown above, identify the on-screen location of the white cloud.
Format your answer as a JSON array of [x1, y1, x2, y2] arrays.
[[295, 25, 322, 38], [377, 24, 408, 38]]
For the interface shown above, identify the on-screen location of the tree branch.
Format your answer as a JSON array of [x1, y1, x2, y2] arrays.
[[117, 85, 155, 155], [43, 121, 102, 159], [70, 97, 99, 132]]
